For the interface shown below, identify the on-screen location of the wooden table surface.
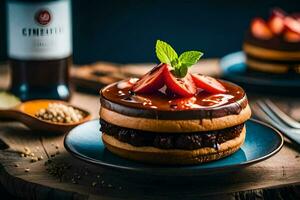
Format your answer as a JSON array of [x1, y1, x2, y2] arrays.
[[0, 62, 300, 200]]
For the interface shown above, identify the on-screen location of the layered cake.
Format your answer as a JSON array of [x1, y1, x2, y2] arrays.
[[100, 40, 251, 165], [244, 8, 300, 74]]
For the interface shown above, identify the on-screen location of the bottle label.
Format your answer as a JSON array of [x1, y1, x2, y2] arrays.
[[7, 0, 72, 60]]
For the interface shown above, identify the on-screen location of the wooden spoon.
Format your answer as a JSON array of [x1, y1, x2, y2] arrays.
[[0, 99, 92, 133]]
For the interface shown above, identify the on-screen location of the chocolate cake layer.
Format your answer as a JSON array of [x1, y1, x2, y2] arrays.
[[100, 119, 244, 150], [246, 54, 300, 64], [246, 56, 300, 74], [100, 80, 248, 120], [244, 31, 300, 52]]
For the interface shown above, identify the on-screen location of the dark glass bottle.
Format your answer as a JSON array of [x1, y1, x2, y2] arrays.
[[6, 0, 72, 101]]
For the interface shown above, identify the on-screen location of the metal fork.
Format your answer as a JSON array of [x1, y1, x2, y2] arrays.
[[255, 99, 300, 145]]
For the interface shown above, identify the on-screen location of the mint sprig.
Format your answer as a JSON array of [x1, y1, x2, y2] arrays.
[[156, 40, 178, 65], [155, 40, 203, 77]]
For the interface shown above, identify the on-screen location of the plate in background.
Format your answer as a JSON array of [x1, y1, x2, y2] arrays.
[[220, 51, 300, 96]]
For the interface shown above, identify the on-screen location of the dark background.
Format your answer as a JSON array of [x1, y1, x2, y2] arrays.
[[0, 0, 299, 64], [0, 1, 299, 198]]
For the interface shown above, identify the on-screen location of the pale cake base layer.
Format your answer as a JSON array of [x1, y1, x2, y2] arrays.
[[100, 105, 251, 133], [246, 58, 300, 74], [102, 127, 246, 165], [243, 43, 300, 61]]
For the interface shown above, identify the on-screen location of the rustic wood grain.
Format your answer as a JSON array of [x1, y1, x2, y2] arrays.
[[71, 59, 221, 94], [0, 63, 300, 200]]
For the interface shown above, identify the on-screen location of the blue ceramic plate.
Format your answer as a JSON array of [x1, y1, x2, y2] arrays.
[[220, 51, 300, 96], [64, 119, 283, 177]]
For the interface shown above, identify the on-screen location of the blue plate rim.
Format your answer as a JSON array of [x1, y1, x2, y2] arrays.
[[220, 51, 300, 87], [64, 118, 284, 175]]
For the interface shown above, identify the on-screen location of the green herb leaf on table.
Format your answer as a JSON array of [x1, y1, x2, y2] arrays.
[[155, 40, 203, 77], [0, 92, 21, 109]]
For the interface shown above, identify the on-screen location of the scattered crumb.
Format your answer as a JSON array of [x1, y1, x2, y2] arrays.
[[92, 181, 97, 187], [25, 168, 30, 172], [31, 157, 38, 162]]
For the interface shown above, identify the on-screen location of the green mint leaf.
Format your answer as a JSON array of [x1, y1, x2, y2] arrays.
[[179, 66, 188, 78], [154, 40, 204, 78], [155, 40, 178, 65], [178, 51, 203, 67], [171, 58, 181, 69]]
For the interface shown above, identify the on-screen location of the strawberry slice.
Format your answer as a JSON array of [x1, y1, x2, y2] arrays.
[[284, 30, 300, 42], [284, 17, 300, 35], [164, 66, 196, 97], [251, 18, 273, 40], [132, 63, 166, 93], [269, 16, 285, 35], [291, 13, 300, 22], [268, 9, 285, 34], [191, 74, 226, 94], [270, 8, 286, 19]]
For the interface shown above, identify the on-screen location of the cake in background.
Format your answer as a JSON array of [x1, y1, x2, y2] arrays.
[[243, 8, 300, 74]]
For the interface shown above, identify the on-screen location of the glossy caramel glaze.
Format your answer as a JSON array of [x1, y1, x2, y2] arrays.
[[100, 79, 248, 120]]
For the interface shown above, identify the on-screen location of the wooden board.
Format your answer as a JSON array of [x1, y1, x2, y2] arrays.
[[70, 59, 221, 93], [1, 64, 300, 200]]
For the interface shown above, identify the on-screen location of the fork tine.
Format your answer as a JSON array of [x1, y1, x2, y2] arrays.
[[264, 99, 300, 129], [257, 100, 291, 129], [257, 108, 300, 145], [256, 101, 300, 145], [255, 102, 290, 132]]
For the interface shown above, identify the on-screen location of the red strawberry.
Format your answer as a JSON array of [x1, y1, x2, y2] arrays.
[[132, 63, 166, 93], [270, 8, 286, 19], [191, 74, 226, 94], [268, 9, 285, 34], [164, 66, 196, 97], [284, 17, 300, 35], [284, 30, 300, 42], [251, 18, 273, 40], [291, 13, 300, 22]]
